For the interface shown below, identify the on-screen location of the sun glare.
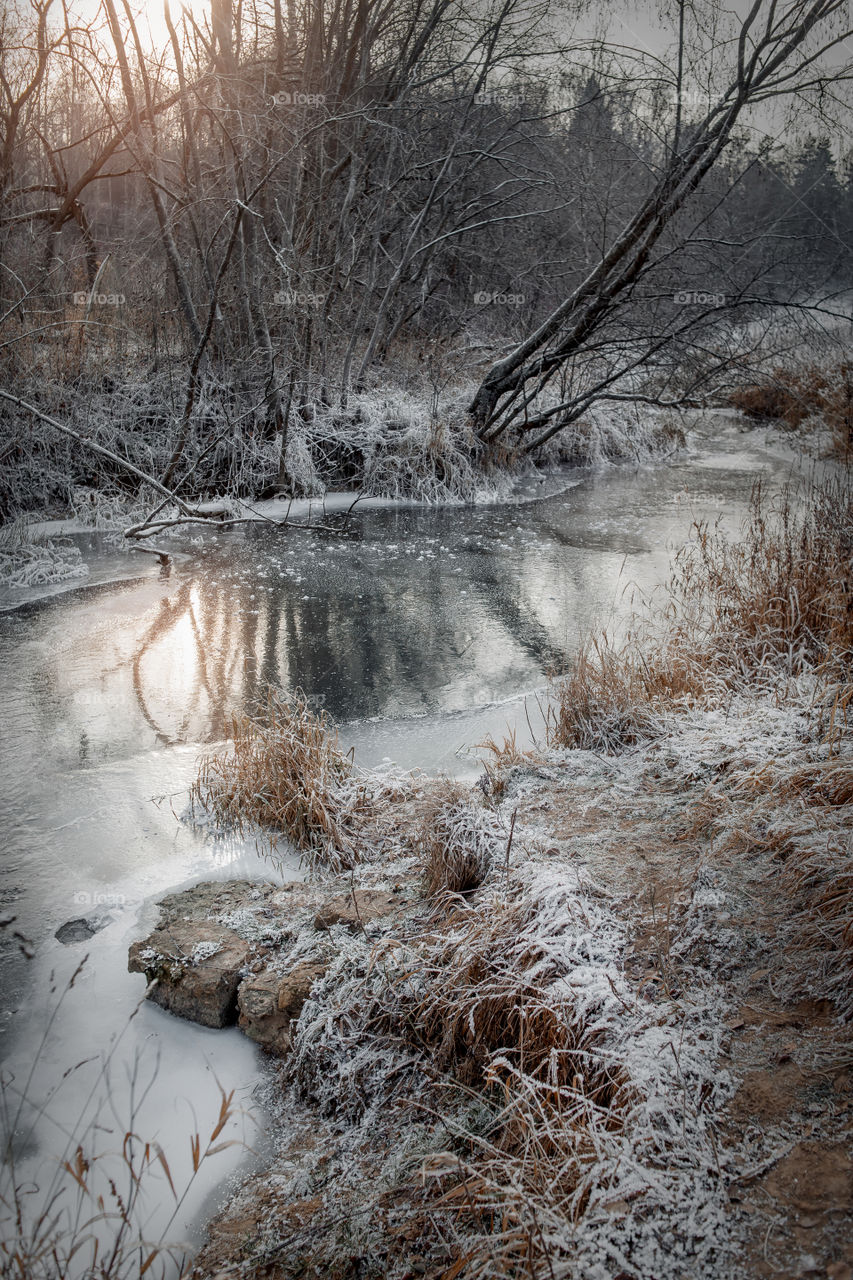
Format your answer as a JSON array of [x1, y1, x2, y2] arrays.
[[69, 0, 213, 58]]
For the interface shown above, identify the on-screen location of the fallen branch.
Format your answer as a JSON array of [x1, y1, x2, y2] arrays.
[[0, 390, 346, 542], [127, 543, 172, 566], [133, 514, 340, 536]]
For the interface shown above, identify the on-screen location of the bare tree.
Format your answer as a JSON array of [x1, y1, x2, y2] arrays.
[[467, 0, 853, 452], [2, 0, 851, 520]]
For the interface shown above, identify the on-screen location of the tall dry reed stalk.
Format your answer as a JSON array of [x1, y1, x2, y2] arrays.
[[548, 476, 852, 753], [0, 945, 240, 1279], [192, 688, 376, 871]]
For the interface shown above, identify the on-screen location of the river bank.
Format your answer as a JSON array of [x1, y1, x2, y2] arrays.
[[143, 473, 853, 1279], [0, 419, 844, 1278], [184, 698, 852, 1279], [0, 397, 684, 593]]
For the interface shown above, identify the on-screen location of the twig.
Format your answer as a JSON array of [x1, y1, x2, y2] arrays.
[[504, 808, 517, 885]]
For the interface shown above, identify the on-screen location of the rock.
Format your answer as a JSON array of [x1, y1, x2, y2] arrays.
[[128, 921, 250, 1028], [156, 880, 276, 926], [277, 961, 327, 1018], [237, 969, 288, 1051], [238, 961, 327, 1054], [55, 916, 111, 944], [313, 890, 400, 932]]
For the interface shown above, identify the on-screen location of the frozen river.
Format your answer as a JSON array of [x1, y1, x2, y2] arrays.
[[0, 411, 801, 1271]]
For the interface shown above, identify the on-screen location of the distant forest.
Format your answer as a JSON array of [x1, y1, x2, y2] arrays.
[[1, 0, 851, 516]]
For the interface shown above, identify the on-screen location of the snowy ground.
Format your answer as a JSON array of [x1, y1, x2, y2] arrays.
[[189, 690, 852, 1279]]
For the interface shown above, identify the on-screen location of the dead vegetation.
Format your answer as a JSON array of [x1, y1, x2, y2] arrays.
[[682, 747, 853, 1019], [546, 474, 853, 1024], [668, 475, 853, 684], [476, 727, 538, 798], [544, 630, 709, 752], [548, 475, 853, 753], [192, 688, 380, 871], [411, 895, 619, 1101], [209, 839, 734, 1280], [185, 476, 852, 1276], [284, 866, 701, 1279], [729, 361, 853, 458], [419, 786, 502, 901], [0, 519, 88, 588]]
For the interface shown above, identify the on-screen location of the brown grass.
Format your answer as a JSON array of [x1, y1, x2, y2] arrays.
[[692, 749, 853, 1020], [409, 897, 620, 1107], [192, 688, 375, 870], [780, 822, 853, 1018], [545, 631, 711, 752], [420, 786, 499, 900], [476, 727, 539, 798], [378, 889, 629, 1277], [729, 361, 853, 458], [669, 477, 853, 681], [548, 476, 853, 753], [288, 874, 630, 1276], [544, 476, 853, 1021]]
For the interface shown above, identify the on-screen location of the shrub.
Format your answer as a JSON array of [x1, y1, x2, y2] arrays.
[[729, 361, 853, 457]]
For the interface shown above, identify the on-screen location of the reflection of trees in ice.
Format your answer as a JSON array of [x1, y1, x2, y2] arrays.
[[126, 537, 577, 744]]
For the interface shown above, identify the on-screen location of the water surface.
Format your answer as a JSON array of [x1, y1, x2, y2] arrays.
[[0, 411, 799, 1266]]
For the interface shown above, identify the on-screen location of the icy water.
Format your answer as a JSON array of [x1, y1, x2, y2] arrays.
[[0, 412, 800, 1269]]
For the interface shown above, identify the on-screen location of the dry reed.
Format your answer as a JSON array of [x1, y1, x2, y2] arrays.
[[545, 475, 853, 1020], [0, 947, 240, 1280], [548, 476, 852, 753], [192, 688, 375, 870]]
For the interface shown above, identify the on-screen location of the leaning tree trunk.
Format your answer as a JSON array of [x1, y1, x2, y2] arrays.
[[467, 0, 853, 450]]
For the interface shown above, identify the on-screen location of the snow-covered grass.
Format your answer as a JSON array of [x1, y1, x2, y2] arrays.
[[419, 785, 504, 899], [677, 721, 853, 1018], [186, 700, 759, 1276], [0, 519, 88, 587], [1, 359, 684, 527], [185, 469, 850, 1277], [212, 845, 738, 1279], [545, 473, 853, 1020]]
